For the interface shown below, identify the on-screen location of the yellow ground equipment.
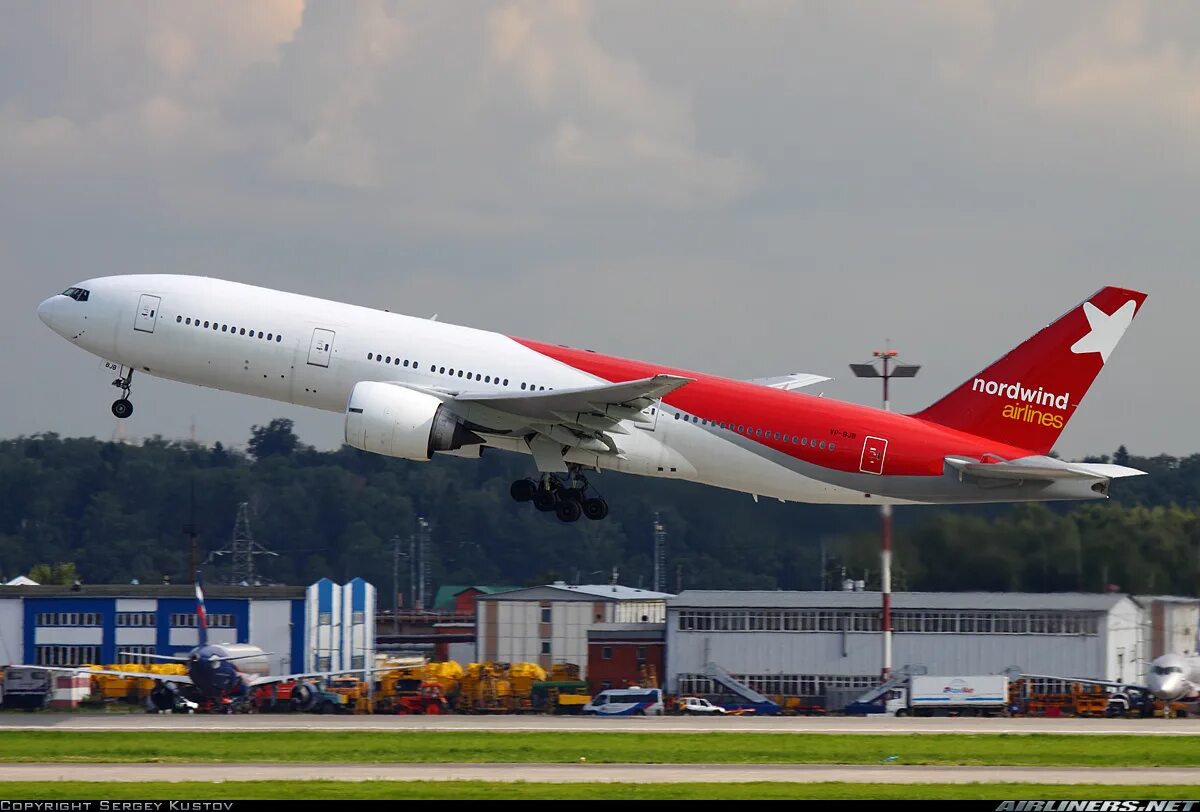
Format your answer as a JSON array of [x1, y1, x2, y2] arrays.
[[89, 663, 188, 704]]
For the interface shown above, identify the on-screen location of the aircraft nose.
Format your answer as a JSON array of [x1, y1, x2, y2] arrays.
[[37, 296, 57, 328]]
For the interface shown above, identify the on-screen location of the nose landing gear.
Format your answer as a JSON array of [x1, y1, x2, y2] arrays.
[[111, 368, 134, 419]]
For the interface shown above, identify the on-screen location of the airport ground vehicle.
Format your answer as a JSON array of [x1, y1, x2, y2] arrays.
[[676, 696, 727, 715], [846, 675, 1010, 717], [582, 688, 664, 716]]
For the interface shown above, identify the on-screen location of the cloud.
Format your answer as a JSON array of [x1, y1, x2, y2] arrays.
[[488, 1, 756, 207]]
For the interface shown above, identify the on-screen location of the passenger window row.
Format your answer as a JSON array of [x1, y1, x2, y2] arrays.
[[672, 412, 836, 451], [366, 352, 557, 392], [367, 352, 421, 370], [178, 315, 282, 343]]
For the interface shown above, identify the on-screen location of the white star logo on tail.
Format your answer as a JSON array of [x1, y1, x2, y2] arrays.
[[1070, 300, 1137, 363]]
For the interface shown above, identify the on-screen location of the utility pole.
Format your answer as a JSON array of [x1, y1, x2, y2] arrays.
[[415, 517, 432, 611], [208, 502, 278, 585], [850, 342, 920, 681], [391, 534, 404, 634], [652, 514, 667, 593]]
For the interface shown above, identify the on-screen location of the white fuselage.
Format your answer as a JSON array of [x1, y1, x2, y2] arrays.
[[1146, 653, 1200, 703], [37, 274, 869, 504]]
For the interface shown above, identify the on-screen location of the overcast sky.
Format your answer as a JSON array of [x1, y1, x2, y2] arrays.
[[1, 1, 1194, 458]]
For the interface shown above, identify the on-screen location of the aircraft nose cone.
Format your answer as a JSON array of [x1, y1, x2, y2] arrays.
[[37, 296, 56, 328]]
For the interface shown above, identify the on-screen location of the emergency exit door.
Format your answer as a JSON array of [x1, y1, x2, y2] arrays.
[[859, 436, 888, 475], [307, 328, 335, 368], [134, 294, 161, 333]]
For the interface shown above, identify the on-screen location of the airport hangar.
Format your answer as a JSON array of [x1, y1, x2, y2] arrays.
[[665, 590, 1153, 700], [0, 577, 376, 675]]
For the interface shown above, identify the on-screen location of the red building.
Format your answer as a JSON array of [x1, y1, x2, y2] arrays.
[[586, 623, 666, 694]]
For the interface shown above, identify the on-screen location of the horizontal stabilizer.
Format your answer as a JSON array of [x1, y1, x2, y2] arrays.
[[117, 652, 192, 662], [946, 455, 1147, 483]]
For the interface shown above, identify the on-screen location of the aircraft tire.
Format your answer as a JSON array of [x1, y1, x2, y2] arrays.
[[533, 488, 558, 512], [510, 479, 537, 502], [555, 498, 582, 523], [111, 399, 133, 419], [582, 497, 608, 521]]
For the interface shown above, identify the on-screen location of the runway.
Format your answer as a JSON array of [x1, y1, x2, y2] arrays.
[[0, 763, 1196, 785], [0, 714, 1196, 735]]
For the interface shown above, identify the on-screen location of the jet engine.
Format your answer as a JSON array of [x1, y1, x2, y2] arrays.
[[148, 681, 181, 712], [344, 381, 481, 461], [289, 682, 319, 712]]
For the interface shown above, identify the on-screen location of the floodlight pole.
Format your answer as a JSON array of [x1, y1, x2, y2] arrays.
[[851, 345, 919, 682]]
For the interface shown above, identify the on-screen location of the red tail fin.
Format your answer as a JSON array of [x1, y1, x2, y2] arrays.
[[912, 286, 1147, 454]]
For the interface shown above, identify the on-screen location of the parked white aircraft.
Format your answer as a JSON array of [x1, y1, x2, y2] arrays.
[[38, 275, 1146, 521]]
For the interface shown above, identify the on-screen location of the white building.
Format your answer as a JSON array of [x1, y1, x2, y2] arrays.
[[666, 590, 1142, 701], [0, 579, 377, 677], [476, 582, 671, 677], [1138, 596, 1200, 660]]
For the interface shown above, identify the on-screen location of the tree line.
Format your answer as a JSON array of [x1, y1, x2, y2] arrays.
[[1, 420, 1196, 600]]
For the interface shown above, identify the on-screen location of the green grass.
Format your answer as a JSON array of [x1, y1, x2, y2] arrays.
[[0, 731, 1194, 767], [1, 781, 1198, 800]]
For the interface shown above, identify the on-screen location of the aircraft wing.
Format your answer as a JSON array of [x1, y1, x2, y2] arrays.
[[946, 456, 1147, 484], [453, 374, 693, 419], [418, 374, 695, 472], [6, 665, 193, 685], [745, 373, 831, 391], [248, 667, 387, 688], [1019, 672, 1146, 692]]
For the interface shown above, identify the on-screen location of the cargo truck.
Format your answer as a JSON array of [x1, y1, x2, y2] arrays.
[[845, 675, 1010, 717]]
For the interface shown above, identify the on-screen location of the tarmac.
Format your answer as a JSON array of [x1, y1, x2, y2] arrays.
[[1, 714, 1197, 735], [0, 763, 1197, 785]]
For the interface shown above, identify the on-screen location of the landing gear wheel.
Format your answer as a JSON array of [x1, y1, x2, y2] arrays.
[[533, 488, 559, 512], [111, 399, 133, 419], [582, 497, 608, 521], [555, 498, 582, 523], [561, 487, 584, 504], [510, 479, 537, 502]]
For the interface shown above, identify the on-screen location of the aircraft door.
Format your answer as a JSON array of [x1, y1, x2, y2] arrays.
[[859, 436, 888, 475], [307, 328, 335, 368], [134, 294, 161, 333]]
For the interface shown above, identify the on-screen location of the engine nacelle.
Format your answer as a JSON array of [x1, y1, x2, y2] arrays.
[[345, 381, 480, 462], [149, 682, 180, 712]]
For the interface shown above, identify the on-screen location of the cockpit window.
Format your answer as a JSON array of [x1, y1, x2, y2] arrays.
[[61, 287, 90, 302], [1153, 665, 1184, 675]]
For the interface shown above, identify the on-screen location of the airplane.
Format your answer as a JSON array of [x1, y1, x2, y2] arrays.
[[37, 276, 1148, 521], [1023, 632, 1200, 717], [17, 572, 367, 713]]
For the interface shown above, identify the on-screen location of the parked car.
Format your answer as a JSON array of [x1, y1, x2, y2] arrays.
[[677, 696, 727, 715]]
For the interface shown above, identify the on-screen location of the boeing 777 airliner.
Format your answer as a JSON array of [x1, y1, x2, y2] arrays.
[[37, 276, 1146, 522]]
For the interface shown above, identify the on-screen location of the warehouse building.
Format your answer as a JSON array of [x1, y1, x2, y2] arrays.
[[0, 578, 375, 677], [666, 590, 1142, 702], [476, 582, 671, 678]]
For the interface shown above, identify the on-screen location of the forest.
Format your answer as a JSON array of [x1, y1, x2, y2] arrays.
[[0, 419, 1196, 601]]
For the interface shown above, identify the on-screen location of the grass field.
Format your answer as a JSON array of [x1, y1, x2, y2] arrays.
[[1, 782, 1198, 800], [0, 731, 1192, 767]]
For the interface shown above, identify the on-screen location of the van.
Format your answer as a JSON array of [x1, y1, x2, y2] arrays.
[[582, 688, 664, 716]]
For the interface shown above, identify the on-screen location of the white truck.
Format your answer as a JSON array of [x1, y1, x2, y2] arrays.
[[879, 675, 1010, 717]]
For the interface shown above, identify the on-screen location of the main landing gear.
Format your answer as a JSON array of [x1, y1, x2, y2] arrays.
[[111, 368, 134, 419], [510, 469, 609, 523]]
